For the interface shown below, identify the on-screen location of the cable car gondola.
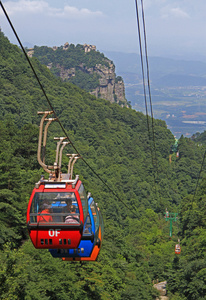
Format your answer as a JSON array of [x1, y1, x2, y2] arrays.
[[175, 239, 181, 255], [49, 195, 104, 261], [27, 111, 88, 249], [65, 207, 104, 261]]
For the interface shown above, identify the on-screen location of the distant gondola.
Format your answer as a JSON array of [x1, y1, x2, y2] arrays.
[[175, 241, 181, 255]]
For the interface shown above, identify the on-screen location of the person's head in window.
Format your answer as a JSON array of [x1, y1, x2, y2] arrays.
[[65, 199, 72, 211], [40, 202, 51, 212], [38, 203, 52, 223], [70, 205, 76, 213]]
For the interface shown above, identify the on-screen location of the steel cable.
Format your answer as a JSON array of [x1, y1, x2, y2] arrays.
[[0, 1, 139, 218]]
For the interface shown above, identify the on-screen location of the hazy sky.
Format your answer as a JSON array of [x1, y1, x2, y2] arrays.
[[1, 0, 206, 59]]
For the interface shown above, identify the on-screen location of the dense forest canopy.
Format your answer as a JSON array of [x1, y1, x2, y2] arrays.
[[0, 31, 206, 299], [32, 43, 109, 69]]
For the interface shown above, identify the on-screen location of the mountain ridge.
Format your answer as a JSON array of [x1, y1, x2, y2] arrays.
[[27, 43, 130, 108]]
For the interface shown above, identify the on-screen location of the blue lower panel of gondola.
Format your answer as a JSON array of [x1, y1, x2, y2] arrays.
[[49, 236, 94, 258]]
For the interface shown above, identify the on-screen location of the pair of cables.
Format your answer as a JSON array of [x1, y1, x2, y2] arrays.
[[134, 0, 159, 195], [134, 0, 206, 204]]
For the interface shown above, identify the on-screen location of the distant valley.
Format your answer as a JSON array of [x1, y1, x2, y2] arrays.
[[103, 51, 206, 138]]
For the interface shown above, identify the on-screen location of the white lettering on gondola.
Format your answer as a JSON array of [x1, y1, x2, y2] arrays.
[[48, 229, 61, 237]]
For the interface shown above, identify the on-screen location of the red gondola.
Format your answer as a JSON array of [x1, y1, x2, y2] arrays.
[[175, 239, 181, 255], [175, 243, 181, 255], [27, 111, 88, 249], [27, 177, 88, 249]]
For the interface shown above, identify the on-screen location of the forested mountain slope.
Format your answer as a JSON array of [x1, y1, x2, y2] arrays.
[[27, 43, 129, 107], [192, 130, 206, 144], [0, 31, 206, 299]]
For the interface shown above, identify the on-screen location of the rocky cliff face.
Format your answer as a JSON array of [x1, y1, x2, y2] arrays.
[[84, 62, 127, 106], [28, 43, 129, 107], [49, 57, 128, 106]]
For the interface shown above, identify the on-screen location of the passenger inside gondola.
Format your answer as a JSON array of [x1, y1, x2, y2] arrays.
[[30, 192, 80, 224], [65, 204, 79, 224], [37, 203, 53, 223]]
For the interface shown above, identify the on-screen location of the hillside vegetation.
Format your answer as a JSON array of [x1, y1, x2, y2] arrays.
[[31, 44, 104, 90], [0, 31, 206, 299]]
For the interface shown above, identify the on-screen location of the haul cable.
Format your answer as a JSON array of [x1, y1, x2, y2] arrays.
[[135, 0, 206, 207], [0, 1, 139, 218], [134, 0, 160, 193], [139, 0, 158, 174]]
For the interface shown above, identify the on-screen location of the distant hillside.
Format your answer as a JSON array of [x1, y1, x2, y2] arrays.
[[191, 129, 206, 143], [153, 73, 206, 87], [27, 43, 130, 107], [103, 51, 206, 137], [103, 51, 206, 82]]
